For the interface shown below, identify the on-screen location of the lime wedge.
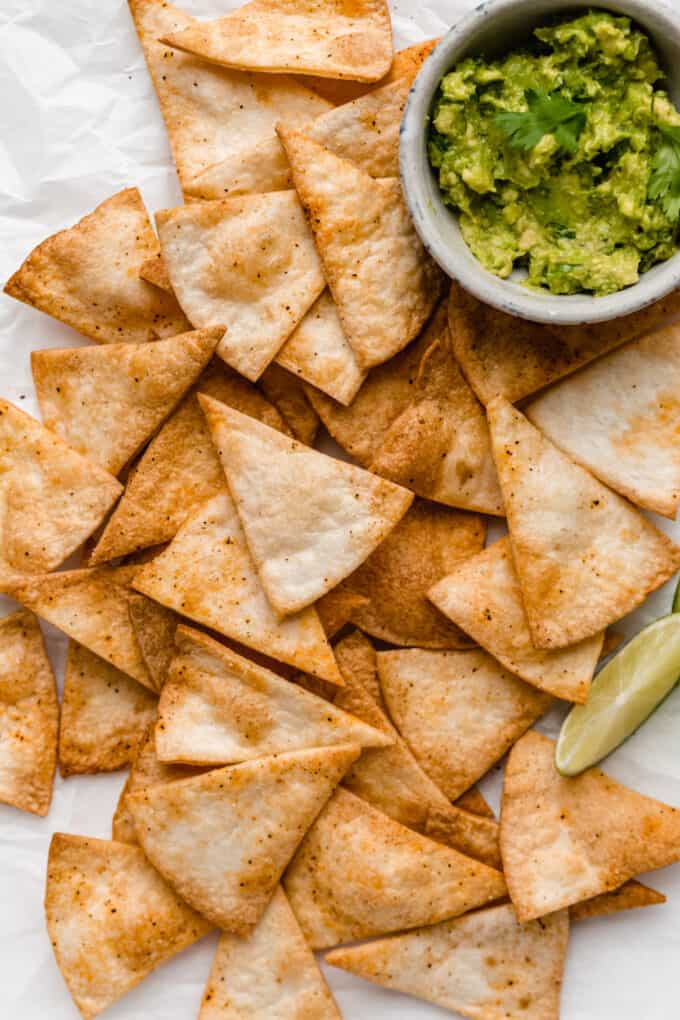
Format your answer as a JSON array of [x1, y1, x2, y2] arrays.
[[673, 575, 680, 614], [555, 614, 680, 777]]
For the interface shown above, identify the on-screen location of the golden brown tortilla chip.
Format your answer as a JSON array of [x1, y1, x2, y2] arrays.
[[570, 882, 666, 922], [284, 788, 506, 949], [429, 536, 604, 702], [46, 833, 212, 1020], [160, 0, 393, 83], [316, 587, 370, 639], [32, 327, 220, 475], [456, 786, 495, 819], [0, 610, 58, 816], [377, 648, 552, 800], [127, 593, 178, 691], [139, 253, 173, 292], [302, 38, 438, 105], [4, 188, 189, 344], [488, 398, 680, 649], [260, 363, 320, 444], [501, 731, 680, 921], [326, 903, 569, 1020], [601, 630, 625, 660], [126, 744, 360, 933], [279, 126, 445, 370], [424, 805, 501, 870], [59, 641, 157, 777]]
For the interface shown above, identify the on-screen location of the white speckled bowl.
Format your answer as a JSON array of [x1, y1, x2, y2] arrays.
[[400, 0, 680, 325]]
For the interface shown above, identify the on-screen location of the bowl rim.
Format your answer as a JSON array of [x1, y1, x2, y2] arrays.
[[399, 0, 680, 326]]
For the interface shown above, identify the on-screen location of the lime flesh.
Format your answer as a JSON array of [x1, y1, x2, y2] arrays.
[[555, 614, 680, 777]]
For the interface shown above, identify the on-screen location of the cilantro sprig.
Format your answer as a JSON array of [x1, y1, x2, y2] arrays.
[[649, 125, 680, 222], [495, 89, 587, 155]]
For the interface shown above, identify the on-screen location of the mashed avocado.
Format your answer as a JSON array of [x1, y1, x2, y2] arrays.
[[428, 11, 680, 296]]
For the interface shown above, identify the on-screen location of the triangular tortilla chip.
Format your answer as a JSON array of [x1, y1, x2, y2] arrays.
[[200, 397, 413, 615], [160, 0, 393, 83], [284, 788, 507, 949], [155, 625, 391, 765], [501, 731, 680, 921], [0, 610, 58, 816], [9, 566, 156, 690], [139, 253, 172, 292], [279, 126, 445, 369], [127, 594, 178, 692], [316, 587, 369, 639], [377, 648, 552, 800], [346, 498, 484, 648], [126, 743, 359, 933], [369, 303, 504, 514], [424, 805, 501, 870], [326, 903, 569, 1020], [46, 833, 212, 1020], [129, 0, 330, 193], [4, 188, 189, 344], [456, 786, 495, 819], [303, 37, 438, 105], [59, 641, 157, 777], [156, 193, 326, 380], [449, 281, 680, 405], [526, 323, 680, 519], [260, 363, 320, 444], [0, 399, 122, 590], [199, 886, 341, 1019], [487, 398, 680, 649], [32, 327, 220, 475], [132, 492, 343, 684], [570, 881, 666, 922], [429, 537, 604, 703]]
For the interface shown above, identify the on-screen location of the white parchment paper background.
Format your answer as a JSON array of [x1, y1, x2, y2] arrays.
[[1, 1, 680, 1017]]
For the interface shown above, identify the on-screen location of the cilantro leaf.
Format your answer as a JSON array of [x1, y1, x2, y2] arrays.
[[495, 89, 587, 155], [649, 125, 680, 222]]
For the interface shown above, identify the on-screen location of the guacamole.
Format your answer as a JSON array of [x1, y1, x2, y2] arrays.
[[428, 11, 680, 296]]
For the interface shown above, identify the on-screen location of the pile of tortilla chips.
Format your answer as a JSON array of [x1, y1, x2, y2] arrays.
[[2, 1, 680, 1018]]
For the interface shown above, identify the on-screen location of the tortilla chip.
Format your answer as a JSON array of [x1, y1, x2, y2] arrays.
[[0, 610, 58, 816], [260, 363, 320, 444], [133, 491, 343, 684], [424, 806, 501, 870], [160, 0, 393, 83], [526, 323, 680, 519], [32, 327, 220, 476], [429, 537, 604, 703], [45, 833, 212, 1020], [139, 253, 173, 293], [127, 593, 178, 691], [346, 498, 484, 648], [449, 282, 680, 405], [487, 398, 680, 649], [303, 38, 438, 106], [334, 627, 383, 705], [4, 188, 189, 344], [316, 587, 370, 639], [570, 881, 666, 922], [377, 648, 552, 800], [129, 0, 330, 194], [59, 641, 157, 777], [279, 126, 445, 370], [284, 788, 506, 949], [0, 399, 122, 590], [456, 786, 495, 819], [126, 744, 360, 933], [326, 903, 569, 1020], [199, 887, 341, 1020], [9, 566, 156, 690], [156, 193, 326, 381], [601, 629, 625, 659], [501, 731, 680, 921]]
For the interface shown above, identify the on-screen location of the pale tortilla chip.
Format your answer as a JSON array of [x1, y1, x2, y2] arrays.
[[501, 731, 680, 921], [326, 903, 569, 1020], [570, 881, 666, 922], [32, 327, 220, 475], [429, 537, 604, 703], [346, 498, 485, 648], [260, 363, 320, 444], [90, 360, 289, 564], [302, 38, 438, 105], [4, 188, 189, 344], [127, 593, 178, 691], [425, 806, 501, 870], [377, 648, 552, 800], [200, 397, 413, 615], [129, 0, 330, 193], [160, 0, 393, 83], [199, 887, 341, 1020], [126, 744, 359, 933], [139, 253, 172, 292], [316, 587, 370, 639], [155, 625, 391, 765], [59, 641, 157, 777], [46, 833, 212, 1020], [449, 281, 680, 405], [488, 398, 680, 649], [133, 491, 343, 685], [156, 193, 326, 381], [9, 566, 156, 690], [279, 126, 445, 370], [284, 788, 506, 949], [369, 304, 504, 514], [0, 610, 58, 816], [0, 399, 122, 590], [526, 323, 680, 519]]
